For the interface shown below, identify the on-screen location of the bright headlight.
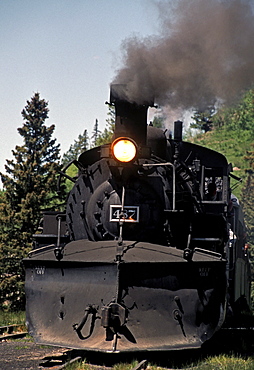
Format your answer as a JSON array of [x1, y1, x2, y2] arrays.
[[111, 138, 137, 163]]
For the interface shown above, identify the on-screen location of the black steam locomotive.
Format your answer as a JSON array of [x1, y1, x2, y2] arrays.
[[23, 85, 251, 352]]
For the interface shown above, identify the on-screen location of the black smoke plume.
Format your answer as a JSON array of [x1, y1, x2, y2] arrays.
[[113, 0, 254, 111]]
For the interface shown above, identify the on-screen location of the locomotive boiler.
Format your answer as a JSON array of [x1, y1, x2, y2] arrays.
[[23, 84, 251, 352]]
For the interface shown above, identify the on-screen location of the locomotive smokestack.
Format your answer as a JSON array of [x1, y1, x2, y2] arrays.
[[110, 84, 154, 146], [174, 120, 183, 141]]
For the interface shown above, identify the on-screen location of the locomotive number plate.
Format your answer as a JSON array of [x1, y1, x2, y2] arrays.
[[110, 205, 139, 222]]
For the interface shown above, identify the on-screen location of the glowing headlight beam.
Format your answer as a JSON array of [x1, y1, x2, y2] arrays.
[[111, 138, 137, 163]]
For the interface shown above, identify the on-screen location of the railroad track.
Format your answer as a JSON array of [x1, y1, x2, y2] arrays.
[[40, 353, 148, 370], [0, 331, 149, 370], [1, 326, 253, 369], [38, 328, 254, 370], [0, 324, 28, 341], [40, 351, 84, 369]]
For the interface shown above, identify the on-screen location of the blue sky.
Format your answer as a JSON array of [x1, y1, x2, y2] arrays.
[[0, 0, 159, 179], [2, 0, 254, 184]]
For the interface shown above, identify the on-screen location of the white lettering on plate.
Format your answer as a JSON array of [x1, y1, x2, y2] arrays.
[[35, 266, 45, 275]]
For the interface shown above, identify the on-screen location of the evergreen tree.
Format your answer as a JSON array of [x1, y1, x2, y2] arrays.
[[62, 129, 89, 167], [212, 89, 254, 132], [0, 92, 61, 310], [151, 115, 165, 129], [190, 108, 215, 133], [95, 106, 115, 146], [91, 119, 101, 147], [227, 89, 254, 131]]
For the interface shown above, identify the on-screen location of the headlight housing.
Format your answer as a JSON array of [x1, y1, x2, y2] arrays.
[[111, 137, 137, 163]]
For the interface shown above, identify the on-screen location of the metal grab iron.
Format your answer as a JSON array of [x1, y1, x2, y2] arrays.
[[73, 304, 99, 340]]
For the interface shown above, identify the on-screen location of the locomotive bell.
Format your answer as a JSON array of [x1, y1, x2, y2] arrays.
[[110, 84, 154, 146]]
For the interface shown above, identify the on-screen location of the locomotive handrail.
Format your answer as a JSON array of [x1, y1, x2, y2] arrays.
[[28, 244, 55, 257], [192, 237, 222, 242], [54, 214, 65, 260], [58, 170, 76, 183], [230, 172, 242, 191], [142, 162, 176, 210], [201, 200, 226, 203], [57, 159, 85, 192], [194, 247, 223, 259]]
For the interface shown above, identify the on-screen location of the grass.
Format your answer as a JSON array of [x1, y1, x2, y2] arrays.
[[192, 354, 254, 369], [0, 310, 26, 326], [1, 310, 253, 369], [62, 355, 254, 370], [187, 128, 253, 200]]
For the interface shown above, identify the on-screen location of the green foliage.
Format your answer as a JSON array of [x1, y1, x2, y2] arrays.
[[212, 89, 254, 131], [152, 114, 165, 128], [62, 130, 89, 167], [61, 164, 80, 193], [241, 143, 254, 310], [241, 145, 254, 246], [60, 107, 115, 194], [91, 118, 101, 147], [190, 107, 214, 132], [95, 106, 115, 146], [187, 90, 254, 200], [0, 310, 25, 325], [61, 107, 115, 168], [191, 354, 254, 369], [0, 93, 62, 310], [188, 128, 251, 199], [63, 355, 254, 370], [187, 88, 254, 310]]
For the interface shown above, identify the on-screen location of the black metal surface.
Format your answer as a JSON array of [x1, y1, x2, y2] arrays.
[[24, 84, 252, 354], [24, 241, 226, 351]]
